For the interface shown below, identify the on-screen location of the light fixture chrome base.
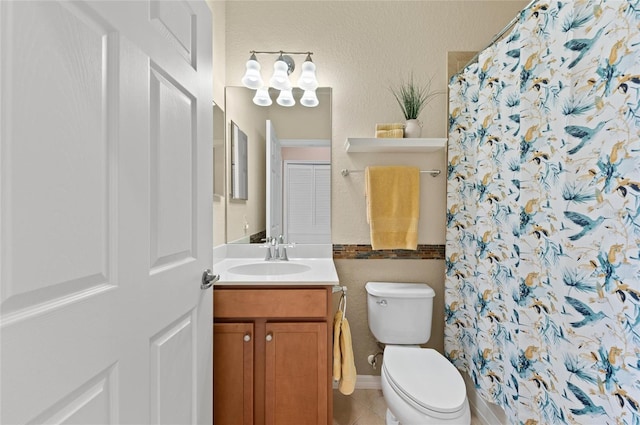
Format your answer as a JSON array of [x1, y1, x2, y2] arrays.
[[280, 54, 295, 74]]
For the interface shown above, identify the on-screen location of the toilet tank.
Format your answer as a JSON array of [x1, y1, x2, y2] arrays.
[[365, 282, 435, 344]]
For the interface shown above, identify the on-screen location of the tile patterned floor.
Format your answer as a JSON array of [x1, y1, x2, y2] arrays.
[[333, 389, 482, 425], [333, 389, 386, 425]]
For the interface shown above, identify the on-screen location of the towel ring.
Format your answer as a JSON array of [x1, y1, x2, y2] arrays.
[[339, 291, 347, 321]]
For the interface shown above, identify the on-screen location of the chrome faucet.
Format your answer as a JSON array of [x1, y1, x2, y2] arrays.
[[263, 235, 292, 261], [277, 235, 289, 261], [262, 236, 275, 261]]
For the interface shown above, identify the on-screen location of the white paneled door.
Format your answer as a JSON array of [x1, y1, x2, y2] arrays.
[[284, 163, 331, 244], [0, 1, 213, 424]]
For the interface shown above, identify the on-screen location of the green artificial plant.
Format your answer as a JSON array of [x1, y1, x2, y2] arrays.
[[390, 73, 442, 120]]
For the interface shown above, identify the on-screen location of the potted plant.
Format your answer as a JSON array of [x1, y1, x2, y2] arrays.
[[390, 73, 441, 138]]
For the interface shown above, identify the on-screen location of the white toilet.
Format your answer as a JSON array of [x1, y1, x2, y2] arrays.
[[366, 282, 471, 425]]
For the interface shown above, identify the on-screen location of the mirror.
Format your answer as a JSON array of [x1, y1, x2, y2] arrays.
[[224, 86, 332, 244], [230, 121, 248, 200]]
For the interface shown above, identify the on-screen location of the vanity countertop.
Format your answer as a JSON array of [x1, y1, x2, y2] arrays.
[[213, 244, 339, 286]]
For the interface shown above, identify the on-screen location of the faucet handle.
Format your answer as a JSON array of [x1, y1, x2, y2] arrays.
[[259, 236, 273, 249], [278, 241, 295, 261], [280, 249, 289, 261], [260, 237, 274, 260], [278, 234, 285, 244], [264, 245, 274, 261]]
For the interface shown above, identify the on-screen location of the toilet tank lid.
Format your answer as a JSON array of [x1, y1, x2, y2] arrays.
[[365, 282, 435, 298]]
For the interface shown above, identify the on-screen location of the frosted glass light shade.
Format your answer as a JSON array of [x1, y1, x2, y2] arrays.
[[276, 89, 295, 107], [300, 89, 319, 107], [298, 60, 318, 91], [241, 58, 263, 89], [270, 60, 291, 90], [253, 87, 272, 106]]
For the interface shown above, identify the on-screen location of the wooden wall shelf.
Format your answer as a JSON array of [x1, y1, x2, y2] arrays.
[[344, 138, 447, 153]]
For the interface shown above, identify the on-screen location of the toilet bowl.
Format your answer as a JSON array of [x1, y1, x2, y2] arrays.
[[365, 282, 471, 425], [380, 346, 470, 425]]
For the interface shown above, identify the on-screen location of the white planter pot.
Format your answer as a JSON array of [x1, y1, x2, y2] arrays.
[[404, 119, 422, 138]]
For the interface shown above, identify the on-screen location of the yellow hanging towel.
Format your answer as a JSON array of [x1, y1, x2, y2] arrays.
[[365, 166, 420, 250], [333, 309, 356, 395]]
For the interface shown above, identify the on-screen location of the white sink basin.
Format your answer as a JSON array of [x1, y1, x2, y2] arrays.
[[227, 262, 312, 276]]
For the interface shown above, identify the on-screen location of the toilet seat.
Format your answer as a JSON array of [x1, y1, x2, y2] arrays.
[[383, 346, 467, 415]]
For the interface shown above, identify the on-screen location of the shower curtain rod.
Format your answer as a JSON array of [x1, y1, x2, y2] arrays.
[[457, 0, 536, 73]]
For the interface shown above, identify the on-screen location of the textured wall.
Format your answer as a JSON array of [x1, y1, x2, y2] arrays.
[[225, 1, 529, 243], [222, 1, 529, 380], [208, 0, 225, 106], [334, 260, 446, 376]]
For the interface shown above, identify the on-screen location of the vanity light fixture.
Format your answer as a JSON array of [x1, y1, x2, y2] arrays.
[[276, 88, 296, 107], [241, 50, 319, 107], [241, 52, 263, 89], [269, 53, 294, 91], [297, 54, 318, 91], [253, 86, 272, 106], [300, 89, 319, 107]]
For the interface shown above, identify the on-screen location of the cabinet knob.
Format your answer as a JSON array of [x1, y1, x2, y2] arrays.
[[266, 333, 273, 342], [243, 333, 251, 342]]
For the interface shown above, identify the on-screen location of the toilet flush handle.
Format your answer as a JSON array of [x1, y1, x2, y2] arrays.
[[376, 299, 387, 307]]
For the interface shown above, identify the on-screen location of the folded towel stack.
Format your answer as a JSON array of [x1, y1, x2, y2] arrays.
[[375, 123, 404, 138], [376, 123, 404, 131], [375, 129, 404, 138]]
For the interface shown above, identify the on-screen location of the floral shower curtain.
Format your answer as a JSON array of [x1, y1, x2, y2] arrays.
[[445, 1, 640, 423]]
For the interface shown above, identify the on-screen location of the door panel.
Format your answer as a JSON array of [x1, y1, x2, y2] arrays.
[[149, 63, 197, 272], [0, 0, 116, 325], [150, 312, 197, 424], [265, 322, 328, 425], [213, 323, 254, 425], [0, 1, 213, 424], [150, 1, 196, 67], [27, 365, 118, 425]]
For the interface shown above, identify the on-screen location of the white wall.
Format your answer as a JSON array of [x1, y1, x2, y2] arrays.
[[209, 0, 226, 106]]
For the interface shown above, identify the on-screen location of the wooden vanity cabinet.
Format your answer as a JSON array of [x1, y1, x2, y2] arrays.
[[213, 286, 333, 425], [213, 322, 254, 425]]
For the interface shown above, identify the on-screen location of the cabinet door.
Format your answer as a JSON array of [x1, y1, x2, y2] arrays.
[[265, 322, 328, 425], [213, 323, 254, 425]]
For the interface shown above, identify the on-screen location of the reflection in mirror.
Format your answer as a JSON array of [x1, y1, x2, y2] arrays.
[[213, 103, 225, 198], [230, 121, 248, 200], [267, 121, 331, 243], [282, 159, 331, 244], [224, 86, 332, 244], [212, 102, 226, 247]]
